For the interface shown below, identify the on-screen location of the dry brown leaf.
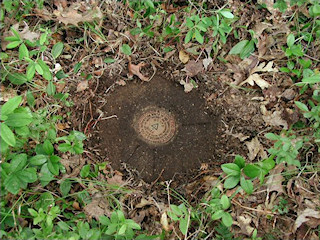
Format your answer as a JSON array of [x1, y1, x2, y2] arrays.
[[179, 80, 194, 93], [73, 201, 81, 210], [240, 73, 270, 89], [236, 215, 255, 236], [0, 86, 17, 102], [136, 198, 153, 208], [179, 50, 189, 64], [76, 80, 88, 92], [251, 61, 278, 74], [107, 172, 124, 186], [161, 212, 171, 231], [128, 62, 149, 81], [245, 137, 267, 161], [184, 60, 203, 77], [84, 199, 107, 220], [14, 22, 40, 42], [294, 209, 320, 232], [54, 5, 103, 26], [261, 106, 288, 129], [266, 163, 285, 195]]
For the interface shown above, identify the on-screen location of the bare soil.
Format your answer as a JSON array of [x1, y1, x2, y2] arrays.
[[87, 69, 263, 183]]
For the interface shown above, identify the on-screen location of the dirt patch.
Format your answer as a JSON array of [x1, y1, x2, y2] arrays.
[[93, 74, 225, 182]]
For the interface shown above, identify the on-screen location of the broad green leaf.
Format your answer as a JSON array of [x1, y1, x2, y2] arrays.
[[221, 212, 233, 227], [15, 126, 30, 136], [211, 210, 224, 220], [170, 205, 182, 216], [58, 222, 70, 231], [265, 133, 279, 140], [0, 123, 16, 147], [1, 137, 9, 153], [35, 63, 44, 75], [60, 179, 71, 196], [8, 73, 28, 85], [1, 95, 22, 116], [39, 164, 55, 186], [220, 195, 230, 210], [43, 140, 54, 155], [240, 40, 255, 59], [104, 58, 115, 64], [37, 59, 52, 80], [234, 155, 245, 168], [74, 62, 82, 73], [287, 33, 295, 47], [179, 216, 189, 235], [185, 30, 193, 44], [18, 168, 37, 183], [26, 63, 36, 80], [194, 29, 204, 44], [121, 44, 132, 55], [58, 143, 72, 152], [40, 33, 47, 45], [186, 18, 194, 28], [10, 154, 27, 173], [243, 164, 261, 178], [221, 163, 240, 176], [4, 175, 20, 194], [118, 224, 127, 235], [29, 155, 47, 165], [261, 158, 275, 171], [295, 101, 309, 112], [220, 10, 234, 19], [28, 208, 38, 217], [19, 43, 29, 60], [80, 164, 90, 178], [290, 45, 304, 56], [301, 74, 320, 84], [229, 40, 249, 55], [224, 176, 239, 189], [26, 91, 35, 107], [46, 81, 56, 96], [6, 40, 21, 49], [51, 42, 64, 59], [48, 156, 59, 175], [240, 176, 253, 194], [5, 113, 32, 127]]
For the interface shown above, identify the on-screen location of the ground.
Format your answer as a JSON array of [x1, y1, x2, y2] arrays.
[[1, 0, 320, 240]]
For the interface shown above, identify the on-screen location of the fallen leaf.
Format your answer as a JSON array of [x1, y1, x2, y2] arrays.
[[294, 208, 320, 232], [14, 22, 40, 42], [261, 106, 288, 129], [136, 198, 153, 208], [245, 137, 267, 161], [73, 201, 81, 210], [128, 61, 149, 81], [282, 89, 296, 101], [76, 80, 88, 92], [161, 212, 171, 231], [180, 80, 194, 93], [107, 172, 124, 186], [266, 163, 285, 195], [54, 5, 103, 26], [0, 86, 17, 101], [240, 73, 270, 89], [251, 61, 278, 74], [179, 50, 189, 64], [237, 215, 255, 236], [184, 60, 203, 77], [84, 199, 107, 220], [203, 57, 213, 71]]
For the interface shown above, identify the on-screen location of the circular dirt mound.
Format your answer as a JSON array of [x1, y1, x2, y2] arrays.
[[133, 106, 177, 146], [98, 74, 222, 182]]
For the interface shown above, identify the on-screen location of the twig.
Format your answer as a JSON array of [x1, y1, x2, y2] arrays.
[[232, 199, 274, 215]]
